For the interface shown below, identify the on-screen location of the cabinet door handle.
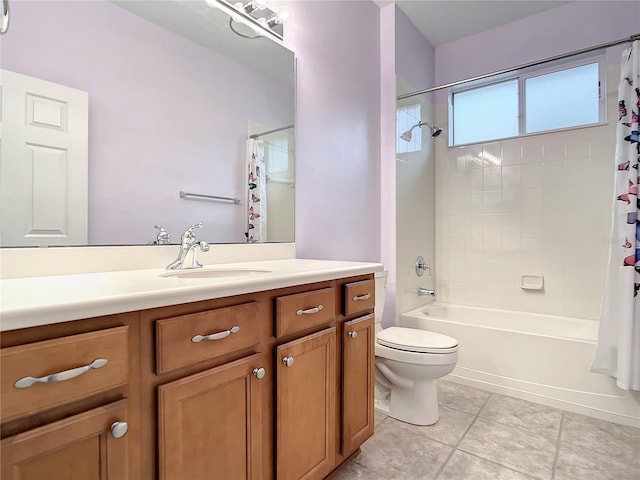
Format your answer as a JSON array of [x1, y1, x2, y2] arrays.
[[253, 367, 266, 379], [352, 293, 371, 302], [192, 325, 240, 343], [296, 305, 323, 316], [282, 356, 295, 367], [110, 421, 128, 439], [348, 331, 358, 339], [13, 358, 108, 389]]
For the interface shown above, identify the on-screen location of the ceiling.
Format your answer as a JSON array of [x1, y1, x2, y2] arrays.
[[395, 1, 571, 46]]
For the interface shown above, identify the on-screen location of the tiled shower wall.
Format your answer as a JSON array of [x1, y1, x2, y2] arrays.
[[434, 66, 619, 320]]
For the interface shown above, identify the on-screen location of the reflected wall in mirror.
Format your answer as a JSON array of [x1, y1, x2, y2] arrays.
[[0, 0, 295, 247]]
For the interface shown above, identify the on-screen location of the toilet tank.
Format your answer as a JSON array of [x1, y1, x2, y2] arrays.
[[374, 270, 388, 327]]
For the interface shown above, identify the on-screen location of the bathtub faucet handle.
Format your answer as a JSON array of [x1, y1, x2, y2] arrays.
[[417, 287, 436, 296], [415, 256, 432, 277]]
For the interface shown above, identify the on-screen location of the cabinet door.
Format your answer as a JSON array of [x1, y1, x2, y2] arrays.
[[157, 353, 265, 480], [1, 399, 129, 480], [342, 314, 375, 454], [276, 327, 336, 480]]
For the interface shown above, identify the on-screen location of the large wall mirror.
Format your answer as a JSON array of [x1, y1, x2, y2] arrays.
[[0, 0, 295, 247]]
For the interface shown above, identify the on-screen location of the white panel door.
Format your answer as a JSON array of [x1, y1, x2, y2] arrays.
[[0, 70, 88, 246]]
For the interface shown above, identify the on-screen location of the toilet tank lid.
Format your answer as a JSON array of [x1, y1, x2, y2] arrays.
[[377, 327, 458, 353]]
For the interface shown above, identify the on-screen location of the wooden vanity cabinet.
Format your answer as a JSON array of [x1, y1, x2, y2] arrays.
[[341, 313, 375, 454], [157, 353, 265, 480], [1, 399, 130, 480], [1, 272, 376, 480], [276, 327, 337, 480], [139, 294, 273, 480], [0, 313, 140, 480]]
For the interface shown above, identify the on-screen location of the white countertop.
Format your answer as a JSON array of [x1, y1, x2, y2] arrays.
[[0, 259, 383, 331]]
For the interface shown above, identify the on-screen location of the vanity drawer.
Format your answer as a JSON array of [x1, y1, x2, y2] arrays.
[[276, 287, 335, 337], [344, 279, 375, 316], [155, 302, 260, 374], [0, 326, 129, 422]]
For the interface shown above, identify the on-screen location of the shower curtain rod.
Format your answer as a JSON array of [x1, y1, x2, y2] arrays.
[[249, 124, 294, 139], [397, 33, 640, 100]]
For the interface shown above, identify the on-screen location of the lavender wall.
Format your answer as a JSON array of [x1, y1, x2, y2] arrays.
[[2, 1, 293, 245], [284, 1, 382, 262], [435, 0, 640, 85], [395, 7, 435, 96]]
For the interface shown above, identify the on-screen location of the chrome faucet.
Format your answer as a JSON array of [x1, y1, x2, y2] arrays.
[[150, 224, 171, 245], [166, 222, 210, 270], [417, 287, 436, 296]]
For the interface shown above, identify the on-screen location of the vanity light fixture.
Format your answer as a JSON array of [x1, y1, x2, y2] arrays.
[[267, 6, 290, 28], [239, 0, 268, 15], [206, 0, 288, 41], [1, 0, 9, 34]]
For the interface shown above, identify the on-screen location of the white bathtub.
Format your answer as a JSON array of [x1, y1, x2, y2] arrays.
[[401, 302, 640, 427]]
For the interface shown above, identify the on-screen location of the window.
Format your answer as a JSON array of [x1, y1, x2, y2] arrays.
[[453, 80, 519, 145], [397, 103, 422, 153], [450, 58, 604, 146], [525, 62, 600, 133]]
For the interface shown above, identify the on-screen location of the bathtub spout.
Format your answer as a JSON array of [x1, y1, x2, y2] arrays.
[[418, 287, 435, 296]]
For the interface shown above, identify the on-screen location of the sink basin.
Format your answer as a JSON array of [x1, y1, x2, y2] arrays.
[[161, 268, 272, 279]]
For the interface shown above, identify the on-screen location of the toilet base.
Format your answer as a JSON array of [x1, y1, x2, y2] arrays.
[[388, 378, 440, 426]]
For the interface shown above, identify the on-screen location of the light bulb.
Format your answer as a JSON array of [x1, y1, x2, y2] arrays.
[[244, 0, 268, 14], [267, 5, 290, 27], [275, 6, 290, 23]]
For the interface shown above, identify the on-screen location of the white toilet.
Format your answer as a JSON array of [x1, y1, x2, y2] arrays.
[[374, 270, 459, 426]]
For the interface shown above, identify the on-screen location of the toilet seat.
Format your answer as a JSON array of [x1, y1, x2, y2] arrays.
[[377, 327, 458, 354]]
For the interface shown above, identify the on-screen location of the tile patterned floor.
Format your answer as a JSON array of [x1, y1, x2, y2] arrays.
[[335, 379, 640, 480]]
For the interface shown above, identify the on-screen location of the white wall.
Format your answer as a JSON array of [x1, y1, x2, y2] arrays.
[[434, 68, 617, 318], [379, 3, 398, 327], [394, 7, 437, 319], [284, 1, 382, 263], [432, 1, 639, 318]]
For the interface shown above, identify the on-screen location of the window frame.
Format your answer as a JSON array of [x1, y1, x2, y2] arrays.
[[448, 54, 607, 147]]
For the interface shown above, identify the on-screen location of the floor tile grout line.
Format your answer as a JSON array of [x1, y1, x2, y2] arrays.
[[551, 411, 565, 480], [455, 393, 558, 480], [452, 450, 546, 480], [433, 392, 494, 479], [475, 395, 565, 442]]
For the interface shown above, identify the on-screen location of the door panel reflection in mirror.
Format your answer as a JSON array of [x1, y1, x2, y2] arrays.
[[0, 0, 294, 247], [0, 70, 89, 246]]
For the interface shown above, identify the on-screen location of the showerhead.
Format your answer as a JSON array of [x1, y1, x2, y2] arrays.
[[400, 130, 413, 142], [399, 121, 443, 142]]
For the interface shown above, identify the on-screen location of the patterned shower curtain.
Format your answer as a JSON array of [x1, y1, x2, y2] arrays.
[[591, 41, 640, 391], [245, 139, 267, 243]]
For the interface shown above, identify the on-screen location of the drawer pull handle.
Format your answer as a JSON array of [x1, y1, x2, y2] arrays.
[[283, 356, 295, 367], [13, 358, 108, 389], [296, 305, 323, 316], [253, 367, 266, 379], [348, 331, 358, 339], [352, 293, 371, 302], [192, 325, 240, 343], [110, 421, 128, 439]]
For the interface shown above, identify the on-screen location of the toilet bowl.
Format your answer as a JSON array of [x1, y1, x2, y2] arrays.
[[373, 270, 459, 426]]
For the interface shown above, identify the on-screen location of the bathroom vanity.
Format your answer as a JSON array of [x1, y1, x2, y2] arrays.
[[0, 259, 381, 479]]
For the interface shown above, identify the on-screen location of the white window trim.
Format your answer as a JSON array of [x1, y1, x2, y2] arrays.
[[448, 53, 607, 147]]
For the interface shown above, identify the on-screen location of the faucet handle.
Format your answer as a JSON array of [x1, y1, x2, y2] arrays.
[[153, 225, 171, 245], [183, 222, 203, 238], [415, 256, 432, 277]]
